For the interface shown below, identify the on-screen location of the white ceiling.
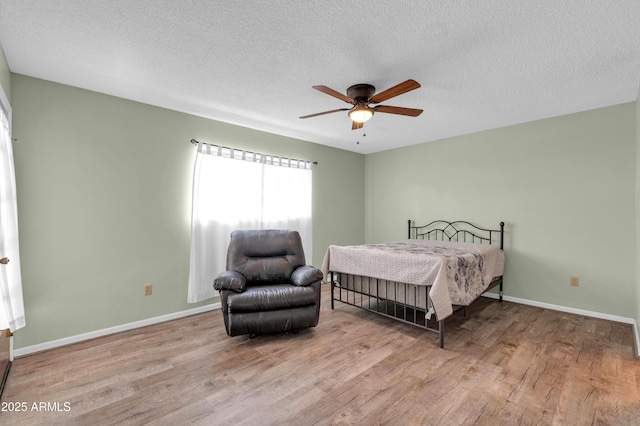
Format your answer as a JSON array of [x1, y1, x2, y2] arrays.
[[0, 1, 639, 154]]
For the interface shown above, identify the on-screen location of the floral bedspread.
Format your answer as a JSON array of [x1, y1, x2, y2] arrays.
[[321, 239, 504, 320]]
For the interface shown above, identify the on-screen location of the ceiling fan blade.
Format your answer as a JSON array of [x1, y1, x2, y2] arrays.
[[374, 105, 423, 117], [352, 121, 363, 130], [312, 85, 354, 104], [299, 108, 350, 119], [369, 79, 421, 104]]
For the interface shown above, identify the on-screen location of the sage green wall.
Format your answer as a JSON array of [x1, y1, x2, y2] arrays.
[[0, 44, 9, 102], [365, 103, 636, 318], [10, 74, 365, 349]]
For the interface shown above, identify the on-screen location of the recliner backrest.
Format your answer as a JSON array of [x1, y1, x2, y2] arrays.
[[226, 229, 306, 284]]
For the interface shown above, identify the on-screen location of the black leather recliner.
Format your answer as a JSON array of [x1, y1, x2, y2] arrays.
[[213, 229, 323, 337]]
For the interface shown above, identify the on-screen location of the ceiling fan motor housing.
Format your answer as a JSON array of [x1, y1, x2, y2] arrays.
[[347, 84, 376, 102]]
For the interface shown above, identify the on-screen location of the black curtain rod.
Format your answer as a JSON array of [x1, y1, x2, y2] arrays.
[[190, 139, 318, 165]]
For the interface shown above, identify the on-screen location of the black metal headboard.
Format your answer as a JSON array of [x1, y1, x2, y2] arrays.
[[408, 219, 505, 250]]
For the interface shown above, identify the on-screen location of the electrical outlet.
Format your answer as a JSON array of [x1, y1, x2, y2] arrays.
[[570, 277, 579, 287], [144, 284, 153, 296]]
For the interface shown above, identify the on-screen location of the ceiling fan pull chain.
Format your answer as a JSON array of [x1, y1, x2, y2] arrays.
[[357, 124, 367, 144]]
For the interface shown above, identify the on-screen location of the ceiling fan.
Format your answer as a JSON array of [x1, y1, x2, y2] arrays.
[[299, 79, 423, 130]]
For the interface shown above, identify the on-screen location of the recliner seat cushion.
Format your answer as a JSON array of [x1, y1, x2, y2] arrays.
[[226, 284, 318, 313]]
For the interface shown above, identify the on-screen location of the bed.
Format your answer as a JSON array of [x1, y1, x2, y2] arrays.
[[321, 219, 505, 348]]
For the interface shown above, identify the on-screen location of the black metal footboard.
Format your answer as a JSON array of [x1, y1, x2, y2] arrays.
[[330, 271, 455, 348], [329, 272, 502, 348]]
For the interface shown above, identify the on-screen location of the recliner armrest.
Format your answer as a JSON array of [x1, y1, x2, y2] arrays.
[[290, 265, 323, 287], [214, 271, 247, 293]]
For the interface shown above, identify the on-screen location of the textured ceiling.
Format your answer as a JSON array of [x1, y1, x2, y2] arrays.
[[0, 1, 639, 154]]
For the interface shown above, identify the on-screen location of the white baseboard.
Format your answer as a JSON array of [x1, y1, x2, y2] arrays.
[[483, 292, 640, 357], [14, 303, 221, 358], [13, 294, 640, 358]]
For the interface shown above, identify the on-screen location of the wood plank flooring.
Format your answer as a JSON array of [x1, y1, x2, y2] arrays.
[[1, 285, 639, 425]]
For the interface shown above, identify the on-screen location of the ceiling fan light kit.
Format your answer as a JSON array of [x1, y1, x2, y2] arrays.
[[300, 79, 423, 129], [348, 104, 374, 123]]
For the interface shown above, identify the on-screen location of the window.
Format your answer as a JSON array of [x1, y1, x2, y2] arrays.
[[187, 142, 313, 302]]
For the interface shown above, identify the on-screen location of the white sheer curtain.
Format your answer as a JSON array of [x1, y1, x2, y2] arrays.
[[0, 92, 25, 331], [187, 142, 313, 303]]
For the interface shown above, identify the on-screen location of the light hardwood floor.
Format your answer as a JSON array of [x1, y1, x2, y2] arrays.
[[1, 285, 639, 425]]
